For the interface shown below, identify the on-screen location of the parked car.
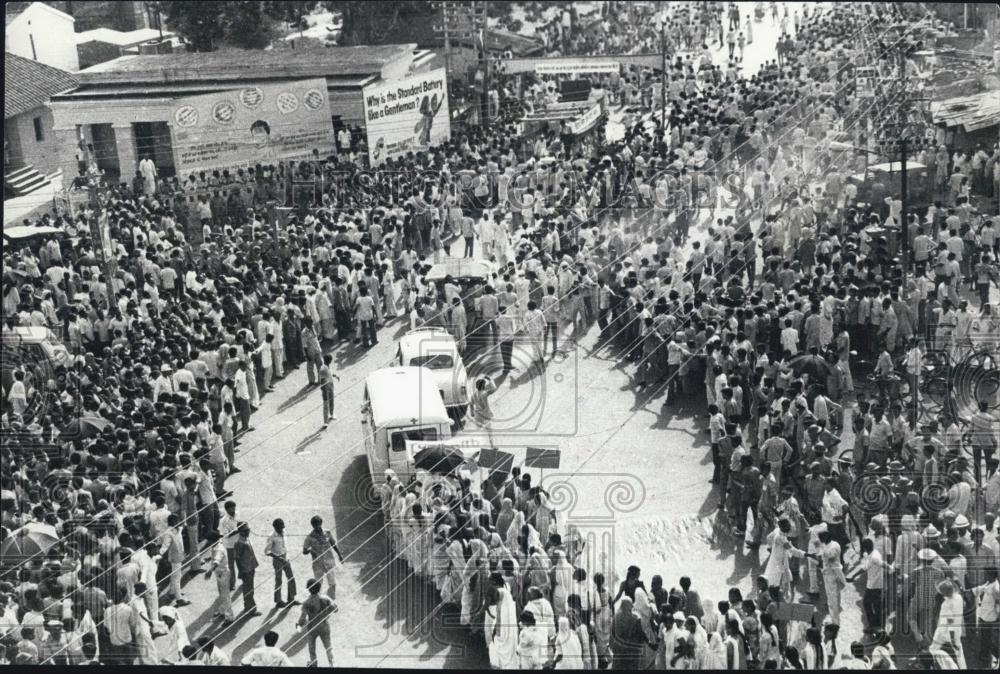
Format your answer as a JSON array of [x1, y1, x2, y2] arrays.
[[394, 328, 470, 417], [1, 326, 72, 397]]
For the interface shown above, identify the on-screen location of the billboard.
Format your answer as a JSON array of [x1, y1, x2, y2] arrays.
[[170, 77, 336, 173], [362, 68, 450, 165]]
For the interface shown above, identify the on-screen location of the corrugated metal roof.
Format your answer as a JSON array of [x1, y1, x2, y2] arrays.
[[75, 27, 174, 47], [50, 74, 378, 102], [4, 52, 79, 119], [76, 44, 415, 85], [930, 90, 1000, 132]]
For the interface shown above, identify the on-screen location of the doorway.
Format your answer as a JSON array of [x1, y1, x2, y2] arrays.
[[133, 121, 176, 178], [89, 123, 120, 181]]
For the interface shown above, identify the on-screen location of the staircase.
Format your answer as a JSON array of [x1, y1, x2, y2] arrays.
[[4, 165, 51, 198]]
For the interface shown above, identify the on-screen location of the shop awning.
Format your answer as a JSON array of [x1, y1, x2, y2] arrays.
[[930, 91, 1000, 132]]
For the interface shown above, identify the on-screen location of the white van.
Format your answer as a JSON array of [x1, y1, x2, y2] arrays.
[[361, 367, 453, 481]]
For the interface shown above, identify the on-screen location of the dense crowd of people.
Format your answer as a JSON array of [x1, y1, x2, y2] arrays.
[[2, 0, 999, 668]]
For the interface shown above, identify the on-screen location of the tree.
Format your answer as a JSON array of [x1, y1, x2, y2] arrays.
[[221, 1, 276, 49], [265, 1, 318, 36], [160, 1, 279, 51], [327, 1, 437, 47], [160, 0, 227, 52]]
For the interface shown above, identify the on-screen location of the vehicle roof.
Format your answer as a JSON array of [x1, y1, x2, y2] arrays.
[[2, 326, 51, 342], [425, 257, 495, 282], [398, 330, 459, 357], [365, 366, 451, 428]]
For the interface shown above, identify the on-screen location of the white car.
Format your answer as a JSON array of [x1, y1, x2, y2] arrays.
[[394, 328, 470, 416]]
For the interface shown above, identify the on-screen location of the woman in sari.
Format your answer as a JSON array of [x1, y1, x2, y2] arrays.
[[500, 557, 525, 615], [553, 615, 585, 669], [484, 577, 519, 669], [439, 532, 466, 605], [516, 610, 549, 669], [533, 490, 556, 544], [592, 572, 613, 668], [567, 593, 596, 669], [633, 582, 658, 668], [526, 550, 552, 600], [400, 494, 420, 571], [461, 539, 489, 630], [487, 532, 509, 571], [610, 596, 647, 670], [387, 485, 408, 555], [431, 525, 453, 595], [496, 498, 516, 542], [550, 550, 574, 618], [524, 585, 556, 642]]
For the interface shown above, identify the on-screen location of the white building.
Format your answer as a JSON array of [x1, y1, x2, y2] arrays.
[[5, 2, 80, 72]]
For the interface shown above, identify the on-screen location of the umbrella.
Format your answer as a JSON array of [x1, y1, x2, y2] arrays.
[[789, 353, 833, 385], [63, 416, 111, 439], [1, 522, 58, 569], [413, 445, 468, 474]]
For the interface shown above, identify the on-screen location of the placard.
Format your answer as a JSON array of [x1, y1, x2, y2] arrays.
[[524, 447, 561, 469], [772, 602, 816, 623], [477, 448, 515, 476], [170, 78, 336, 173], [362, 68, 451, 165]]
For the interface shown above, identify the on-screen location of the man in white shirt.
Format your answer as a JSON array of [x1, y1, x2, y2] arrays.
[[197, 637, 230, 666], [218, 500, 239, 591], [780, 319, 799, 355], [241, 630, 292, 666], [930, 580, 967, 669], [853, 538, 891, 634], [817, 527, 847, 625], [972, 567, 1000, 668], [822, 478, 850, 560], [152, 364, 175, 403], [234, 361, 252, 433]]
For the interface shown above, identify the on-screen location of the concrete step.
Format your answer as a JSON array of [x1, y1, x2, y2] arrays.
[[4, 165, 50, 196], [3, 166, 36, 182]]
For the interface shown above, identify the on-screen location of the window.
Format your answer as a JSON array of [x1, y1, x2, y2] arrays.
[[390, 427, 439, 453], [32, 117, 44, 142], [409, 354, 455, 370]]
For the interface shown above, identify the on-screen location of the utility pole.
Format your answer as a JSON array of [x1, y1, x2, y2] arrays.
[[660, 18, 667, 130], [441, 1, 451, 87], [86, 182, 116, 308], [897, 46, 909, 297], [480, 0, 490, 126]]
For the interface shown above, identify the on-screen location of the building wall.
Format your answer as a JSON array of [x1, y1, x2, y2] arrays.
[[5, 106, 63, 176], [5, 5, 79, 72]]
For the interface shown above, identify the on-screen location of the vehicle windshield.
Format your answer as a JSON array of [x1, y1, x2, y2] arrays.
[[390, 427, 439, 452], [409, 354, 454, 370]]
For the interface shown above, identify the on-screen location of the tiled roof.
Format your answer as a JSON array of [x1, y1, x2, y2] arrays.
[[4, 52, 79, 119]]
